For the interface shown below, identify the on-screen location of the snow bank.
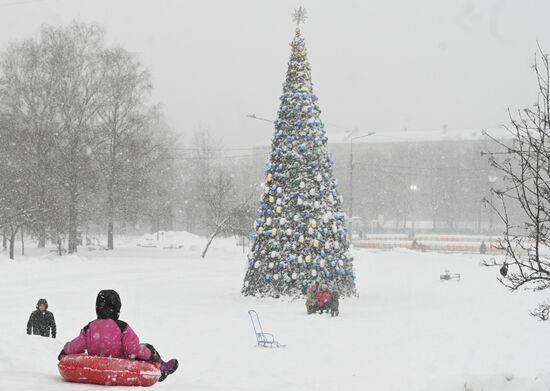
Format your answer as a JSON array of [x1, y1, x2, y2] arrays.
[[135, 230, 205, 252], [427, 373, 550, 391]]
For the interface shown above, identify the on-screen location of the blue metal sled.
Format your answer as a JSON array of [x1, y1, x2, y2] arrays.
[[248, 310, 286, 348]]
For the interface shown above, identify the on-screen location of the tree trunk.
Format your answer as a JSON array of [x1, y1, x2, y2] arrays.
[[202, 227, 221, 258], [202, 215, 232, 258], [57, 237, 63, 256], [9, 227, 17, 260], [21, 226, 24, 256], [107, 185, 114, 250], [37, 188, 47, 248], [156, 215, 160, 241], [38, 224, 46, 248], [107, 221, 114, 250], [166, 207, 173, 230], [68, 188, 78, 254], [107, 166, 115, 250], [67, 141, 79, 254], [2, 232, 6, 251]]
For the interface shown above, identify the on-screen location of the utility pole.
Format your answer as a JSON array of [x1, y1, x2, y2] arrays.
[[246, 114, 275, 124], [488, 175, 498, 232], [247, 114, 376, 240], [409, 184, 418, 238], [349, 132, 376, 238]]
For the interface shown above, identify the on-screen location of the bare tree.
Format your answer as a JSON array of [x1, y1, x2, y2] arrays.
[[0, 91, 33, 258], [117, 113, 184, 237], [0, 37, 61, 247], [42, 24, 106, 254], [0, 23, 180, 255], [0, 116, 37, 259], [95, 47, 153, 250], [201, 192, 254, 258], [483, 44, 550, 320]]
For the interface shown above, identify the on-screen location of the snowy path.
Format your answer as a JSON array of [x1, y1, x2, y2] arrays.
[[1, 242, 549, 390]]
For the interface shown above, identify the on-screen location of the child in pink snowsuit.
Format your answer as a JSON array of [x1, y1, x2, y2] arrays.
[[59, 290, 178, 382]]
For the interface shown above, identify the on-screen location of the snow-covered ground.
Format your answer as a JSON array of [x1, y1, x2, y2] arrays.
[[1, 238, 549, 390]]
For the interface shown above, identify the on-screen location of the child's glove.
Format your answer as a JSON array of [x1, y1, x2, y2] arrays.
[[57, 349, 66, 361]]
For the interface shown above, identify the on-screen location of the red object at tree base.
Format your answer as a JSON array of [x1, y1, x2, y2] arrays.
[[58, 354, 161, 387]]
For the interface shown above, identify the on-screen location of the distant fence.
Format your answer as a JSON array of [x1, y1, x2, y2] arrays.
[[353, 234, 506, 254]]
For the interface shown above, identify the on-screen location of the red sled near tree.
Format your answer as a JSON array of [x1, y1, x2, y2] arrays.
[[58, 354, 161, 387]]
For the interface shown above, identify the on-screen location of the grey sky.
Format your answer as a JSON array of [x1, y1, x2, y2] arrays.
[[0, 0, 547, 147]]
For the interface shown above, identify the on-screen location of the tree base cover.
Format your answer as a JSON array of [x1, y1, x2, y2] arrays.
[[58, 354, 161, 387]]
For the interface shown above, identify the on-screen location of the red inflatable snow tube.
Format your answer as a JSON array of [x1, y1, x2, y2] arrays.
[[58, 354, 161, 387]]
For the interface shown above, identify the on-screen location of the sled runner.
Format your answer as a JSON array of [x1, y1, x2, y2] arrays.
[[248, 310, 285, 348], [58, 353, 161, 386]]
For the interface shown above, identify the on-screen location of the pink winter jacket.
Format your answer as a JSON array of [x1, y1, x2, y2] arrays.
[[63, 319, 151, 361]]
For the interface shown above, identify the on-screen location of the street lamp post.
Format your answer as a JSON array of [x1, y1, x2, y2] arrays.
[[247, 114, 376, 240], [349, 132, 376, 239], [246, 114, 275, 124], [409, 184, 418, 238], [488, 175, 498, 232]]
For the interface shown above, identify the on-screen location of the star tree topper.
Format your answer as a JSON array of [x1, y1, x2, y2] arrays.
[[292, 6, 307, 26]]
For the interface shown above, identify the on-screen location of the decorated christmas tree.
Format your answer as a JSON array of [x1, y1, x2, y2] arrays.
[[242, 8, 357, 298]]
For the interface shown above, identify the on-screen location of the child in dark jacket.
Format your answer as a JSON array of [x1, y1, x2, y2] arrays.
[[328, 289, 340, 317], [59, 290, 178, 382], [27, 298, 56, 338], [305, 285, 319, 314]]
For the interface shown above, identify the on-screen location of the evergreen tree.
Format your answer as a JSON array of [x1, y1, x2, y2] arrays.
[[242, 25, 357, 298]]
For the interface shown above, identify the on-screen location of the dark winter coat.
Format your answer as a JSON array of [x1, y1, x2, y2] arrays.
[[27, 299, 56, 338], [328, 291, 340, 315], [305, 290, 316, 308], [305, 289, 319, 313]]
